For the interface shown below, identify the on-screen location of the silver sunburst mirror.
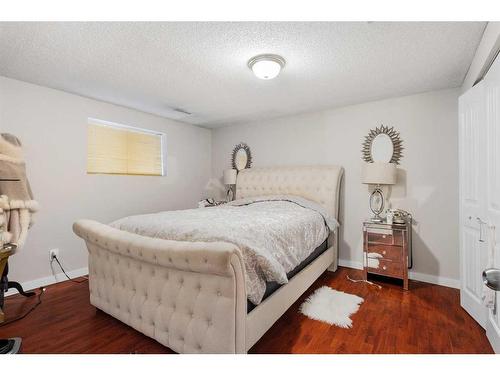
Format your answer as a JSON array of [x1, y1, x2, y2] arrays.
[[362, 125, 403, 164], [231, 142, 252, 171]]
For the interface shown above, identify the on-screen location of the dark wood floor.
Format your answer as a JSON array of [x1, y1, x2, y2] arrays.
[[0, 267, 493, 354]]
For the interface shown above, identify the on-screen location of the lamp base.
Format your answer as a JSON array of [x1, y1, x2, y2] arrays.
[[0, 338, 22, 354], [369, 185, 385, 222], [370, 216, 384, 223], [226, 185, 236, 202]]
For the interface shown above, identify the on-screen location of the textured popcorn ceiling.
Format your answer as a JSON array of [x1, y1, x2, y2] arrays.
[[0, 22, 486, 128]]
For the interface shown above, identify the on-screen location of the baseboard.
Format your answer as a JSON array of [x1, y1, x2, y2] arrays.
[[408, 271, 460, 289], [338, 259, 363, 270], [4, 267, 89, 297], [486, 312, 500, 354], [338, 259, 460, 289]]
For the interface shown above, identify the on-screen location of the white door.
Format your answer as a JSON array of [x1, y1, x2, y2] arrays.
[[485, 54, 500, 353], [459, 80, 488, 327]]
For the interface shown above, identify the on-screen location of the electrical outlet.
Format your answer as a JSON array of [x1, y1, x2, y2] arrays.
[[49, 248, 59, 262]]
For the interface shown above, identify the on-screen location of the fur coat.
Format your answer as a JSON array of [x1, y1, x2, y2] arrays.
[[0, 133, 38, 248]]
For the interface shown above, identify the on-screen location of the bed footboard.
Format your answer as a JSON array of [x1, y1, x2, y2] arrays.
[[73, 219, 247, 353]]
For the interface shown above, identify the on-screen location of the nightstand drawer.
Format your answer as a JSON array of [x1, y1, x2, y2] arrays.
[[367, 230, 403, 246], [366, 244, 402, 262], [367, 258, 403, 278]]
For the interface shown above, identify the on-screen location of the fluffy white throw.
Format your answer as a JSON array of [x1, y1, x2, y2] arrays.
[[300, 286, 364, 328]]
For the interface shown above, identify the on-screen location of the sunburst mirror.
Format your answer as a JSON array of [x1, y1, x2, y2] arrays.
[[231, 142, 252, 171], [362, 125, 403, 164]]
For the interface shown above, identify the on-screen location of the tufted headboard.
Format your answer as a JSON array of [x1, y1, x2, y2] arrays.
[[235, 165, 344, 220]]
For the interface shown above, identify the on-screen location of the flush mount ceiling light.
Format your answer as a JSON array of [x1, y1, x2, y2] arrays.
[[248, 54, 286, 80]]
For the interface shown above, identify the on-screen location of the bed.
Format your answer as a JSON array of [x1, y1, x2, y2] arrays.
[[73, 165, 344, 353]]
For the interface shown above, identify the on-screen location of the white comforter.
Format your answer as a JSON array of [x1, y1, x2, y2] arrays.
[[110, 195, 337, 305]]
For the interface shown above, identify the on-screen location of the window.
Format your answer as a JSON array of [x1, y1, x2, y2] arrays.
[[87, 119, 164, 176]]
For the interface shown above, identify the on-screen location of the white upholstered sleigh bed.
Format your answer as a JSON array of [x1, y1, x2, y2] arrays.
[[73, 165, 344, 353]]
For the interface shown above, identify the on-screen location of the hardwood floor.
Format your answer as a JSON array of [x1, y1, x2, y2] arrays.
[[0, 267, 493, 354]]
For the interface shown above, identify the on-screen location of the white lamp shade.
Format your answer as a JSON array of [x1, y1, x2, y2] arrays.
[[362, 162, 397, 185], [223, 169, 237, 185]]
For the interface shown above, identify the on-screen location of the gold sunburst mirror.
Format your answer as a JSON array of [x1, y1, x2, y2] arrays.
[[362, 125, 403, 164]]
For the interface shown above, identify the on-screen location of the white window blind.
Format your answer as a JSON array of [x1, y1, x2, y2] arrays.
[[87, 119, 164, 176]]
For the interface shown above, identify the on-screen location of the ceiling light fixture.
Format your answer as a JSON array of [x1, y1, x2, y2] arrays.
[[248, 54, 286, 80]]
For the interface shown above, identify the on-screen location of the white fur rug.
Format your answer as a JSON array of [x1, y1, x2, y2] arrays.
[[299, 286, 364, 328]]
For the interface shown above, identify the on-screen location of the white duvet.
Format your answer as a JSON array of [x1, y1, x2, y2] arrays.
[[110, 195, 337, 305]]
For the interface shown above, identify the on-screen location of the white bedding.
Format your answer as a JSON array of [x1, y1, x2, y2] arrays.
[[110, 195, 337, 305]]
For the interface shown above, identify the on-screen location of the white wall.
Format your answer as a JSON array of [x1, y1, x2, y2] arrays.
[[212, 88, 460, 286], [0, 76, 211, 286]]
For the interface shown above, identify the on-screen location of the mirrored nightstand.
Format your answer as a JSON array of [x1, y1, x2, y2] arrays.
[[363, 219, 412, 290]]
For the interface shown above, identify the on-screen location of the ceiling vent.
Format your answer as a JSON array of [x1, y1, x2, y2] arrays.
[[162, 105, 193, 120], [173, 108, 192, 116]]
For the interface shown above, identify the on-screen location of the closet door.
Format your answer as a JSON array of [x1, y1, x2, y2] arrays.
[[459, 80, 488, 328], [485, 54, 500, 353]]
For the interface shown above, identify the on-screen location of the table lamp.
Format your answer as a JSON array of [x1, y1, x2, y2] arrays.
[[362, 162, 397, 222]]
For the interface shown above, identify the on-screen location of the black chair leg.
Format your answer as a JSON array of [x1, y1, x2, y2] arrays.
[[1, 261, 35, 300], [0, 259, 25, 355], [0, 270, 7, 309], [0, 280, 5, 309], [6, 281, 35, 298]]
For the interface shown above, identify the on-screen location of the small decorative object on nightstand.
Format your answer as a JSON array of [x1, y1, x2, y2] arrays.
[[363, 216, 412, 290]]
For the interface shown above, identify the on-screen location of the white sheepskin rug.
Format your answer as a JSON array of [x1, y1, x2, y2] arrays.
[[299, 286, 364, 328]]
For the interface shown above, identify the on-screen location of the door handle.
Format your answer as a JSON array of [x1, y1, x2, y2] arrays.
[[477, 217, 488, 242]]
